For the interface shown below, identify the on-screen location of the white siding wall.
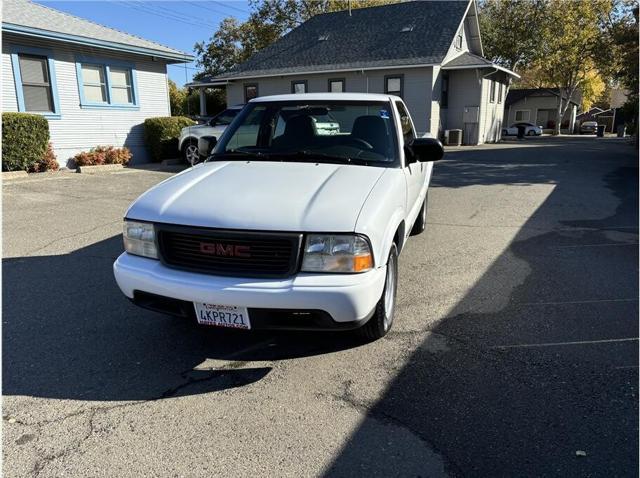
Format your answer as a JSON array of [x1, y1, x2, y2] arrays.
[[2, 47, 19, 110], [2, 33, 172, 165], [430, 65, 441, 136], [478, 74, 506, 144], [226, 67, 436, 135], [445, 69, 479, 131]]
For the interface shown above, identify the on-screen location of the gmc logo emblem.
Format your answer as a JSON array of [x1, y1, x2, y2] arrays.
[[199, 243, 251, 258]]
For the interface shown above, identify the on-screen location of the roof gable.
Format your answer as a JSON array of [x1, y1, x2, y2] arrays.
[[505, 88, 580, 107], [441, 0, 482, 62], [2, 0, 192, 61], [215, 1, 470, 80]]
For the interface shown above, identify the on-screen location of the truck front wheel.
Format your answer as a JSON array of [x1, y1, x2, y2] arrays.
[[410, 193, 428, 236], [357, 243, 398, 341]]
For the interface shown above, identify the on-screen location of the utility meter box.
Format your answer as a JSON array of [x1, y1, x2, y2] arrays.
[[463, 106, 479, 123]]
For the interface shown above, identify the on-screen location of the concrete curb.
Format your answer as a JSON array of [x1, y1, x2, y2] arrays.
[[2, 171, 29, 180], [76, 164, 124, 174]]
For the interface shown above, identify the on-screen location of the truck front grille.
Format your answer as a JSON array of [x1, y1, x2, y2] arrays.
[[156, 225, 302, 278]]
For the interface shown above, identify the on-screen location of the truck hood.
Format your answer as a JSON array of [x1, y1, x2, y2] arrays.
[[126, 161, 387, 232]]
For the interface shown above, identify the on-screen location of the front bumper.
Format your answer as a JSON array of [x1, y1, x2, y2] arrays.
[[113, 252, 386, 327]]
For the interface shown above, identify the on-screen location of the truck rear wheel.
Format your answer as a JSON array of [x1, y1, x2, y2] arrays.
[[357, 244, 398, 341]]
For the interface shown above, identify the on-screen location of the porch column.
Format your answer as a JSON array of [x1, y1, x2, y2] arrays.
[[199, 87, 206, 116]]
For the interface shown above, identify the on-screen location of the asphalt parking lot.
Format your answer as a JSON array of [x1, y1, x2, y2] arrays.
[[3, 137, 638, 477]]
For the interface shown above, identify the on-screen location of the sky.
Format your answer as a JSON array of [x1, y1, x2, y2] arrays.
[[33, 1, 251, 86]]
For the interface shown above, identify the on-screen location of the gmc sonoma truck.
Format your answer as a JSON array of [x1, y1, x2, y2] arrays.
[[114, 93, 443, 340]]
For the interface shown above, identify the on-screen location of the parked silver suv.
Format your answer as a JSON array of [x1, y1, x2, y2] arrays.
[[178, 105, 243, 164]]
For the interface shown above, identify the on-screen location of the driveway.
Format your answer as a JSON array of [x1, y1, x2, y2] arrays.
[[3, 137, 638, 477]]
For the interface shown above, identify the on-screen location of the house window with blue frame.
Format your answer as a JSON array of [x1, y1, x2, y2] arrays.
[[10, 45, 61, 118], [76, 57, 138, 109], [109, 68, 134, 104], [80, 64, 108, 103]]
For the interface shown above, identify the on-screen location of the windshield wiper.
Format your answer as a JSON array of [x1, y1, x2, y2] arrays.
[[210, 149, 371, 166], [272, 150, 359, 164], [208, 150, 269, 161]]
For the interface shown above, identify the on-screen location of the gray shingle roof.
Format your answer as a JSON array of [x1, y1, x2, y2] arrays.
[[2, 0, 192, 61], [442, 51, 492, 68], [213, 1, 470, 80], [506, 88, 580, 107]]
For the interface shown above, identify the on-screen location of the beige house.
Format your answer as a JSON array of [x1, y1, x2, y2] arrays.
[[188, 0, 518, 145], [505, 88, 579, 133]]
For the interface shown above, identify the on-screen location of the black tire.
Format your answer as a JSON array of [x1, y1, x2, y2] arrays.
[[410, 193, 428, 236], [182, 140, 201, 166], [527, 130, 536, 136], [357, 244, 398, 341]]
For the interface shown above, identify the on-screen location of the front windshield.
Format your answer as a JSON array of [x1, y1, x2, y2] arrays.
[[213, 101, 398, 165], [211, 109, 238, 126]]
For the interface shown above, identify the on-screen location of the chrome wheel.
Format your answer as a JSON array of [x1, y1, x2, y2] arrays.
[[184, 144, 199, 165], [383, 250, 397, 331]]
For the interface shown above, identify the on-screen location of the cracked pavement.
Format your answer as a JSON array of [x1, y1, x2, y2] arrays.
[[3, 137, 638, 477]]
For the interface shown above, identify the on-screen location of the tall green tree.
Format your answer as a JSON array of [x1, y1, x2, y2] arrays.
[[533, 0, 613, 134], [480, 0, 632, 133], [608, 3, 638, 135], [478, 0, 546, 72], [168, 79, 187, 116]]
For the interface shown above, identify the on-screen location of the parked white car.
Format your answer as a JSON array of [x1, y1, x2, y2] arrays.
[[178, 106, 243, 165], [114, 93, 443, 340], [502, 122, 543, 136]]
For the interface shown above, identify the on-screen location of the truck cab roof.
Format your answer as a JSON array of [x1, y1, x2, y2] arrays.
[[250, 93, 403, 103]]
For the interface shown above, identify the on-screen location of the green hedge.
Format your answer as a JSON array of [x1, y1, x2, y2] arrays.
[[143, 116, 195, 161], [2, 112, 50, 172]]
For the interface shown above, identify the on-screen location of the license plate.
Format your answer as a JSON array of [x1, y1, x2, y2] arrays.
[[193, 302, 251, 330]]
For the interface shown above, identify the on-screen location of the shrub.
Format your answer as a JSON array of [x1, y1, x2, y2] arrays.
[[2, 112, 50, 172], [143, 116, 195, 161], [30, 142, 59, 173], [73, 146, 132, 167]]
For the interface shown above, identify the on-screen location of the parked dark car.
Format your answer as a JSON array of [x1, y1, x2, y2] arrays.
[[580, 121, 598, 135]]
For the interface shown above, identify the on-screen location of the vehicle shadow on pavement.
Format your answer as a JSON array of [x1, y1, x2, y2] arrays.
[[2, 236, 364, 401], [326, 139, 639, 477], [434, 138, 633, 189]]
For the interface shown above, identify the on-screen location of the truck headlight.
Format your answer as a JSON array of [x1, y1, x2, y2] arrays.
[[301, 234, 373, 273], [123, 221, 158, 259]]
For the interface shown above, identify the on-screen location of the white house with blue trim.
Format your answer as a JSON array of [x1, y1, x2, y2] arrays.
[[2, 0, 193, 165]]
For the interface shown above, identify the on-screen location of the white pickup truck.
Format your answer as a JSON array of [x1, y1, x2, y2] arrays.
[[114, 93, 443, 340]]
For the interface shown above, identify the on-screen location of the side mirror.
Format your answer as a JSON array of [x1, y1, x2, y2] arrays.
[[406, 137, 444, 163], [198, 136, 217, 157]]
